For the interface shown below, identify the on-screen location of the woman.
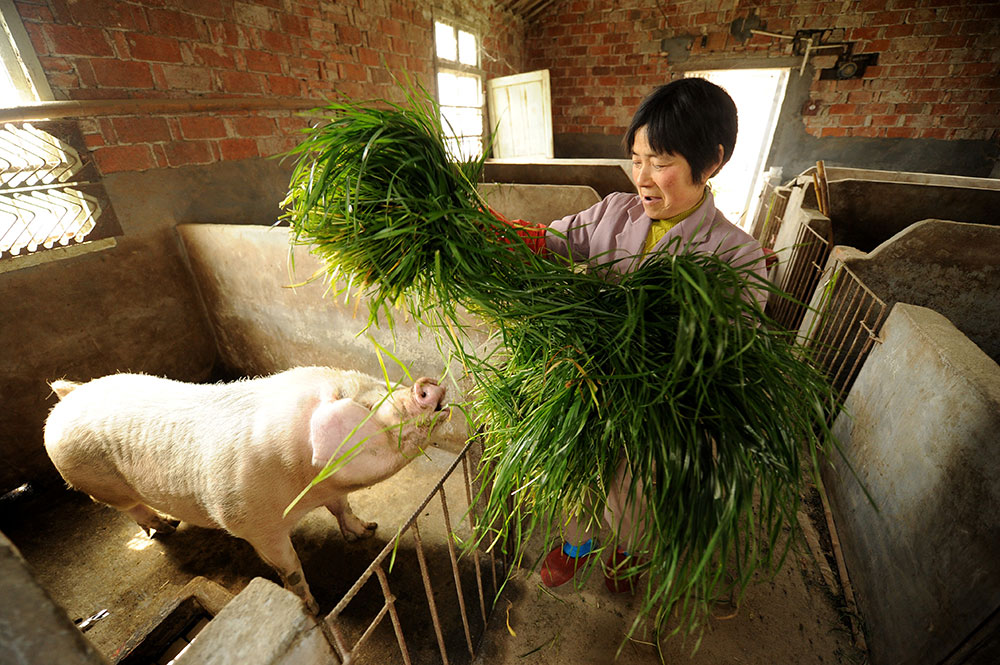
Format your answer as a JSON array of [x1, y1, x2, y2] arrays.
[[507, 77, 768, 591]]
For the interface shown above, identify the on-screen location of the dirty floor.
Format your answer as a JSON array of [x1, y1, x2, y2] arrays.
[[2, 448, 866, 664]]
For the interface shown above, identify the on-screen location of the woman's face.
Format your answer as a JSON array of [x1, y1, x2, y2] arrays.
[[631, 125, 713, 220]]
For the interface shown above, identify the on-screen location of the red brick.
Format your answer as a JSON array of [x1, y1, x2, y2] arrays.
[[869, 10, 907, 25], [829, 103, 856, 115], [158, 64, 214, 92], [870, 114, 901, 127], [847, 26, 882, 40], [220, 70, 262, 93], [837, 115, 868, 127], [820, 127, 848, 137], [956, 62, 997, 77], [884, 24, 915, 38], [14, 2, 54, 21], [43, 24, 113, 57], [937, 115, 968, 128], [255, 135, 299, 158], [162, 140, 214, 167], [246, 50, 283, 73], [918, 128, 948, 139], [126, 34, 183, 63], [179, 116, 227, 139], [92, 144, 156, 173], [90, 59, 153, 88], [207, 21, 244, 47], [378, 17, 403, 38], [111, 116, 171, 143], [930, 102, 967, 116], [192, 44, 237, 69], [935, 35, 971, 49], [338, 62, 368, 81], [280, 14, 310, 37], [886, 126, 917, 138], [218, 137, 260, 160], [168, 0, 226, 19], [62, 0, 148, 30], [231, 116, 277, 137], [258, 29, 294, 53], [148, 8, 202, 40], [922, 63, 952, 77], [266, 74, 300, 96]]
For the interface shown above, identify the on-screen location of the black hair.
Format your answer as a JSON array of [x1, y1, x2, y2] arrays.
[[623, 78, 738, 183]]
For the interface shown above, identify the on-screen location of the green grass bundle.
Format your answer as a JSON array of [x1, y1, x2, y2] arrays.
[[281, 89, 840, 643], [466, 246, 836, 641], [281, 90, 536, 323]]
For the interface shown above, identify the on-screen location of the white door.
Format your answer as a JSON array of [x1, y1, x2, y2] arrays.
[[486, 69, 553, 159]]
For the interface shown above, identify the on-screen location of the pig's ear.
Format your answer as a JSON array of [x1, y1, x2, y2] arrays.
[[310, 398, 385, 468]]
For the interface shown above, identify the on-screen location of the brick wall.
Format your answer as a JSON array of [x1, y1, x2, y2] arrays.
[[526, 0, 999, 144], [15, 0, 524, 174]]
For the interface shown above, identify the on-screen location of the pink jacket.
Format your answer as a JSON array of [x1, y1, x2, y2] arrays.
[[546, 191, 768, 309]]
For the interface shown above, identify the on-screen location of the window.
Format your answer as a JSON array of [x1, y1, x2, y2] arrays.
[[684, 68, 790, 228], [433, 20, 484, 161], [0, 2, 118, 260]]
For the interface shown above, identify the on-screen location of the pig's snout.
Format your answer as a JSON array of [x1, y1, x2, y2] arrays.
[[413, 378, 446, 411]]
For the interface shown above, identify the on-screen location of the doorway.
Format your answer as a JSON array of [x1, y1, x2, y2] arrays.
[[685, 68, 789, 229]]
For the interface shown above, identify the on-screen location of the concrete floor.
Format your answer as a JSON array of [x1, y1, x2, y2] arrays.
[[2, 449, 865, 664]]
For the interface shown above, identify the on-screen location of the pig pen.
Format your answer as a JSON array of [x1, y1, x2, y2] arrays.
[[749, 168, 1000, 664], [2, 179, 868, 665]]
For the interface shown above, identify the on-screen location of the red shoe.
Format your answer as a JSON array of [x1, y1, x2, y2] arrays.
[[604, 547, 643, 594], [540, 542, 595, 588]]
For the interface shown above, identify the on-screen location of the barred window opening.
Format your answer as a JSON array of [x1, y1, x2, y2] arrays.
[[0, 5, 119, 261]]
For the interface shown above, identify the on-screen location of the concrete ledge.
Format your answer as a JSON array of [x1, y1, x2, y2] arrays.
[[827, 303, 1000, 665], [478, 183, 600, 224], [0, 531, 108, 665], [174, 578, 338, 665]]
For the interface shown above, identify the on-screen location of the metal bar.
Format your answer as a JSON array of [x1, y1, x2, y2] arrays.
[[347, 602, 391, 661], [374, 565, 413, 665], [463, 453, 488, 626], [774, 226, 814, 328], [813, 269, 860, 368], [785, 225, 830, 331], [327, 620, 352, 663], [826, 295, 867, 391], [773, 223, 813, 327], [830, 294, 879, 396], [413, 520, 451, 665], [439, 487, 475, 658], [0, 97, 319, 123], [326, 439, 477, 620]]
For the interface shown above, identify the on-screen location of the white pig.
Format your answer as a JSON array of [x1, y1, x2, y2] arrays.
[[43, 366, 468, 612]]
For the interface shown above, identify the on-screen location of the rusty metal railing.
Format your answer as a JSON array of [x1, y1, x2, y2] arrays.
[[323, 438, 502, 665], [801, 261, 887, 401], [766, 222, 831, 333], [750, 186, 789, 251]]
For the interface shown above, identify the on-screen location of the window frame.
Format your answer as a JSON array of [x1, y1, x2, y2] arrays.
[[432, 16, 486, 161], [0, 0, 54, 104]]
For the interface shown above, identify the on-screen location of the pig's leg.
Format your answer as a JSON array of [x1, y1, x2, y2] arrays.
[[325, 495, 377, 542], [124, 504, 178, 537], [250, 534, 319, 614], [78, 479, 177, 536]]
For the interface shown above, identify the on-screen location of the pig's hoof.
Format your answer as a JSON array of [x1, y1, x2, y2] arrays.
[[149, 518, 179, 538], [343, 522, 377, 542]]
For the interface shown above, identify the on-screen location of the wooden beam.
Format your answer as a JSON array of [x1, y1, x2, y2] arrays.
[[0, 97, 321, 123]]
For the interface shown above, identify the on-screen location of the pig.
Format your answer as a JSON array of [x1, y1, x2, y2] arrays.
[[43, 366, 468, 613]]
